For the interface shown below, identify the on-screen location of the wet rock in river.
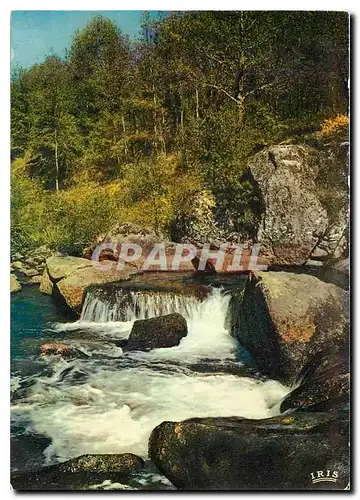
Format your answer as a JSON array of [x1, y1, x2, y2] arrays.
[[40, 342, 77, 358], [55, 263, 138, 315], [129, 313, 188, 350], [280, 344, 349, 413], [149, 411, 349, 490], [11, 453, 144, 491], [28, 275, 42, 284], [39, 255, 140, 315]]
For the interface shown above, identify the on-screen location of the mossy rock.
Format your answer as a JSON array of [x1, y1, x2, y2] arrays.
[[149, 412, 349, 490], [11, 453, 144, 491]]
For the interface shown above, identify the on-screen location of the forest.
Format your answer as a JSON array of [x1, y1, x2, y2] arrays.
[[11, 11, 349, 254]]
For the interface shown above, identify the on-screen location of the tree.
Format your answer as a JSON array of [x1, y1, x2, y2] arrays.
[[11, 66, 31, 159], [24, 56, 82, 190]]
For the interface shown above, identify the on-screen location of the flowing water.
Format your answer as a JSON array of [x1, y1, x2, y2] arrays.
[[11, 282, 289, 489]]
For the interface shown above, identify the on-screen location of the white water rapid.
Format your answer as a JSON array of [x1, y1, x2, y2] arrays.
[[11, 287, 289, 466]]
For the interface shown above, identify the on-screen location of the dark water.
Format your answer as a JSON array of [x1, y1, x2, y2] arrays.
[[11, 284, 68, 360], [11, 286, 66, 475]]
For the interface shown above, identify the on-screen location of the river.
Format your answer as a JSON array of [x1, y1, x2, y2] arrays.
[[11, 279, 289, 489]]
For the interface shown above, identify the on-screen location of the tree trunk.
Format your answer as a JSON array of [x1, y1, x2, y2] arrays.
[[122, 114, 128, 155], [161, 110, 166, 154], [195, 88, 199, 120], [237, 13, 246, 125], [54, 128, 59, 193]]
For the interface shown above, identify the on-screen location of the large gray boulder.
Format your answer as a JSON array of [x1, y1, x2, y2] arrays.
[[149, 412, 349, 490], [229, 271, 349, 384], [246, 144, 347, 266]]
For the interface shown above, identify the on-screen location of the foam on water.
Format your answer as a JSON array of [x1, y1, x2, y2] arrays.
[[12, 286, 290, 469], [11, 361, 289, 463]]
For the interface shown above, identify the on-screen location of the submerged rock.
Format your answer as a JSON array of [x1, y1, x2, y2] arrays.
[[149, 412, 349, 490], [11, 453, 144, 491], [23, 268, 39, 277], [229, 271, 349, 384], [129, 313, 188, 350], [40, 342, 77, 358], [11, 274, 21, 293], [28, 275, 42, 284]]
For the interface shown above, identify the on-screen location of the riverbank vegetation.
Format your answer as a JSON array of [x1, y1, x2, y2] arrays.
[[11, 11, 349, 253]]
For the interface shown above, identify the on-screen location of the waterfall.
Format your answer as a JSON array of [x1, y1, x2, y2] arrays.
[[55, 286, 237, 360], [80, 289, 203, 323]]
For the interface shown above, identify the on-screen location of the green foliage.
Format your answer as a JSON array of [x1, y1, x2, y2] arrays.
[[11, 12, 349, 251]]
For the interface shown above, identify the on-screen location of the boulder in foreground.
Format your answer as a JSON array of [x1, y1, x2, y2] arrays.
[[129, 313, 188, 350], [149, 412, 349, 490], [11, 453, 144, 491], [229, 271, 349, 383]]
